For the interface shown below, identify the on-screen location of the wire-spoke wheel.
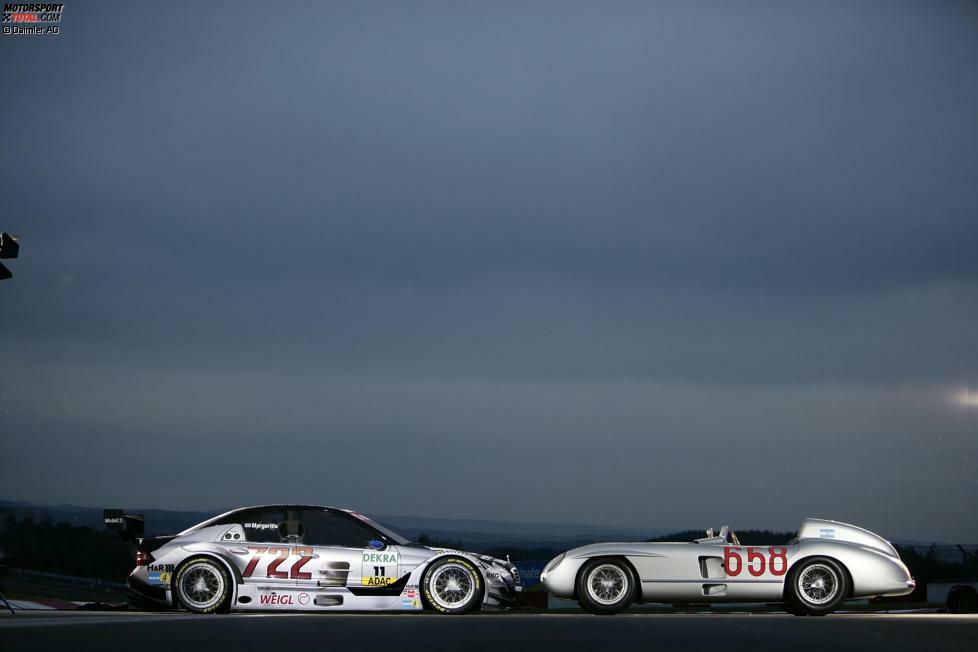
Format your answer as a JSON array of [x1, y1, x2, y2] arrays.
[[174, 558, 230, 614], [576, 558, 636, 615], [798, 564, 839, 605], [586, 564, 629, 605], [422, 557, 482, 614], [787, 557, 848, 616]]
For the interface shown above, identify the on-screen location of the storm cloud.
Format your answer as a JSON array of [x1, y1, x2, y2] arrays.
[[1, 0, 976, 540]]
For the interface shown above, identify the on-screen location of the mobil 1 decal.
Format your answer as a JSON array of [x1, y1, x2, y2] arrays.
[[362, 550, 399, 586]]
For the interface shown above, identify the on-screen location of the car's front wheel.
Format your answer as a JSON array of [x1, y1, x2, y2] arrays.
[[422, 556, 483, 614], [173, 557, 231, 614], [786, 557, 849, 616], [576, 558, 637, 615]]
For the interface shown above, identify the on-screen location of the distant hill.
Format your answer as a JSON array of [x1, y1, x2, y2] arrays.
[[1, 501, 215, 537], [0, 500, 665, 549], [647, 529, 796, 545]]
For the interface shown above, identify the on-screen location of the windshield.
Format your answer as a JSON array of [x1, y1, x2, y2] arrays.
[[179, 506, 413, 546], [346, 511, 411, 545]]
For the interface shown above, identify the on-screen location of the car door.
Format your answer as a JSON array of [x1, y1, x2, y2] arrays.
[[295, 507, 401, 595], [719, 539, 793, 601], [218, 506, 298, 595]]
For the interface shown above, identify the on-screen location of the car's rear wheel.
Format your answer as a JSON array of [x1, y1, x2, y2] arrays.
[[786, 557, 848, 616], [576, 558, 637, 615], [422, 556, 483, 614], [174, 557, 231, 614]]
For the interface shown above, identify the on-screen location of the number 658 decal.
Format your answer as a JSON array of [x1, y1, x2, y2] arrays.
[[723, 546, 788, 577]]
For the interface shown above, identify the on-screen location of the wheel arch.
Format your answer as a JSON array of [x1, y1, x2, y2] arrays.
[[171, 552, 241, 609], [782, 554, 854, 602], [573, 555, 641, 602], [419, 553, 488, 611]]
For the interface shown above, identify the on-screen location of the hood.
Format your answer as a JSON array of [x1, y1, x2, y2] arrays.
[[565, 542, 668, 559]]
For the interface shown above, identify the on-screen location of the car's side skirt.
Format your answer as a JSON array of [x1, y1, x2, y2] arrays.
[[639, 579, 783, 603]]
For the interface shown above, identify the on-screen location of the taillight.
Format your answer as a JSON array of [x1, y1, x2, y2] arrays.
[[135, 549, 151, 566]]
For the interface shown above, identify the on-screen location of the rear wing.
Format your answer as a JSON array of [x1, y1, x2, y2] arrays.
[[103, 509, 145, 541]]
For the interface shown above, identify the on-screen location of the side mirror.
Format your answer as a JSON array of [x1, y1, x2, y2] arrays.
[[0, 232, 19, 280], [0, 233, 18, 259], [367, 539, 386, 551]]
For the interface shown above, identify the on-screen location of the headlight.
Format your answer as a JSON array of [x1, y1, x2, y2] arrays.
[[545, 553, 565, 573]]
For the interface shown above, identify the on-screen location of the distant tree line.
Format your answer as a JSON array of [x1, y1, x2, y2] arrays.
[[415, 532, 465, 550], [467, 531, 797, 563], [896, 544, 978, 582], [646, 530, 796, 545], [1, 518, 975, 584], [0, 515, 133, 581]]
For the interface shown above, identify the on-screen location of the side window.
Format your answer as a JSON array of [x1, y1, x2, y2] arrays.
[[227, 507, 289, 543], [299, 509, 381, 548]]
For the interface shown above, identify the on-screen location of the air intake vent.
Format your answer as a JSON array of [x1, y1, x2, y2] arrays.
[[314, 595, 343, 607]]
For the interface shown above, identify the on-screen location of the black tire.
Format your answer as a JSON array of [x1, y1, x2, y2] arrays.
[[947, 585, 977, 614], [786, 557, 848, 616], [173, 557, 232, 614], [575, 558, 637, 615], [422, 556, 483, 615]]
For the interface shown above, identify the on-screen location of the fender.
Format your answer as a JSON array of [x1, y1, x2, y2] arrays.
[[423, 552, 488, 604], [172, 552, 242, 608]]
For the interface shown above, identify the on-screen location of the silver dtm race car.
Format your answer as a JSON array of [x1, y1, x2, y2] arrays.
[[105, 504, 522, 614], [541, 518, 915, 615]]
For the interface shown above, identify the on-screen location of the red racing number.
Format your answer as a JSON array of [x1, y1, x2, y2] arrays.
[[242, 546, 314, 579], [242, 546, 267, 577], [723, 546, 742, 576], [266, 547, 290, 579], [747, 547, 766, 576], [290, 546, 313, 580], [769, 547, 788, 576], [724, 546, 789, 577]]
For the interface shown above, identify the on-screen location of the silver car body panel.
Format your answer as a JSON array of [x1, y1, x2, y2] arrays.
[[540, 518, 915, 604], [129, 504, 521, 611]]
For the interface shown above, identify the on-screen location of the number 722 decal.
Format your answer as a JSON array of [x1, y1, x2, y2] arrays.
[[242, 546, 313, 580], [723, 546, 788, 577]]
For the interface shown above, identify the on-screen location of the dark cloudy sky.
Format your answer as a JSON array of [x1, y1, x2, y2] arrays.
[[1, 1, 977, 541]]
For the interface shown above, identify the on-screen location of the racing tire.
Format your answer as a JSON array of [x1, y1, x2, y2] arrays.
[[575, 558, 637, 615], [422, 556, 483, 615], [786, 557, 848, 616], [947, 585, 977, 614], [173, 557, 232, 614]]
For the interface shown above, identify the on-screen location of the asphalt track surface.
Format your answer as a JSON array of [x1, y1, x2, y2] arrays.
[[1, 611, 976, 651]]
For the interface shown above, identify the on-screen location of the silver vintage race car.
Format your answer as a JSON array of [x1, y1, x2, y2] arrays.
[[541, 518, 915, 615], [105, 504, 522, 614]]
